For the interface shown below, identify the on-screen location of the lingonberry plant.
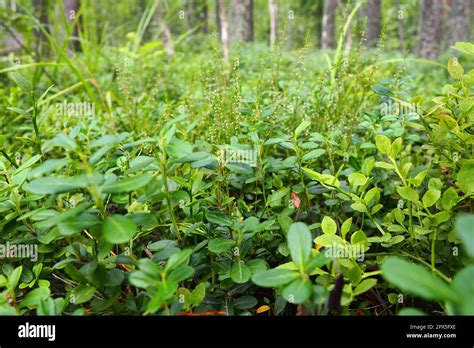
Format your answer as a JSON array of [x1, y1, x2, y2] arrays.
[[0, 2, 473, 318]]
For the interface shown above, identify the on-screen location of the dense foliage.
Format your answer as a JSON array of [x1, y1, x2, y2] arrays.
[[0, 3, 473, 316]]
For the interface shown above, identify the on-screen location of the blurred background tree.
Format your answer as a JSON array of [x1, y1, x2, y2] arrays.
[[0, 0, 472, 59]]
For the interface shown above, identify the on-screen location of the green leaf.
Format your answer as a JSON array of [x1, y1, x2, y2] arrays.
[[189, 283, 206, 307], [422, 189, 441, 208], [72, 285, 96, 304], [341, 217, 352, 240], [448, 58, 464, 79], [321, 216, 337, 235], [165, 249, 192, 271], [90, 134, 121, 148], [231, 261, 252, 283], [208, 238, 236, 253], [374, 161, 395, 170], [451, 266, 474, 314], [455, 215, 474, 257], [177, 151, 210, 163], [106, 269, 125, 287], [294, 120, 311, 138], [0, 305, 17, 315], [52, 133, 77, 151], [353, 279, 377, 296], [397, 187, 419, 202], [372, 84, 393, 97], [206, 212, 232, 226], [267, 187, 289, 206], [348, 173, 367, 186], [282, 278, 312, 304], [451, 42, 474, 56], [390, 137, 402, 157], [252, 269, 299, 287], [37, 297, 65, 316], [287, 222, 312, 268], [168, 265, 195, 282], [233, 295, 258, 309], [28, 158, 69, 179], [7, 107, 29, 116], [20, 287, 51, 309], [58, 213, 100, 236], [351, 202, 367, 213], [25, 175, 100, 194], [433, 211, 451, 225], [36, 202, 91, 230], [147, 280, 178, 313], [165, 138, 193, 158], [103, 173, 153, 193], [381, 257, 458, 302], [129, 259, 161, 289], [278, 214, 293, 234], [225, 163, 253, 175], [102, 215, 137, 244], [442, 188, 459, 210], [314, 234, 345, 247], [9, 266, 23, 289], [375, 134, 391, 155], [306, 251, 332, 272], [350, 230, 368, 245], [302, 149, 326, 161], [126, 156, 159, 173], [16, 155, 41, 173], [457, 160, 474, 195], [398, 308, 426, 316], [9, 72, 33, 93]]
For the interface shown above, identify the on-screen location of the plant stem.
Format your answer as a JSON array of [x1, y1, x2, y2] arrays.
[[431, 229, 437, 273], [161, 153, 182, 243], [31, 93, 43, 157], [0, 150, 18, 168]]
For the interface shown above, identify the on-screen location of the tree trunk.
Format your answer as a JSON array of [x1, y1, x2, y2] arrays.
[[155, 1, 174, 57], [321, 0, 337, 49], [187, 0, 208, 34], [287, 12, 293, 49], [419, 0, 442, 59], [445, 0, 471, 48], [230, 0, 253, 43], [397, 0, 405, 53], [33, 0, 49, 52], [269, 0, 278, 47], [64, 0, 80, 51], [217, 0, 230, 63], [216, 0, 221, 38], [0, 3, 22, 55], [366, 0, 381, 47]]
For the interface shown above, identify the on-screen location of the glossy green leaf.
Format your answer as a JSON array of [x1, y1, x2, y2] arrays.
[[288, 222, 312, 268], [321, 216, 337, 235], [252, 269, 299, 287], [102, 215, 137, 244], [455, 215, 474, 257], [231, 261, 252, 283], [103, 173, 153, 193], [397, 187, 419, 202], [208, 238, 236, 253], [381, 257, 458, 302], [282, 277, 312, 304], [375, 134, 391, 155]]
